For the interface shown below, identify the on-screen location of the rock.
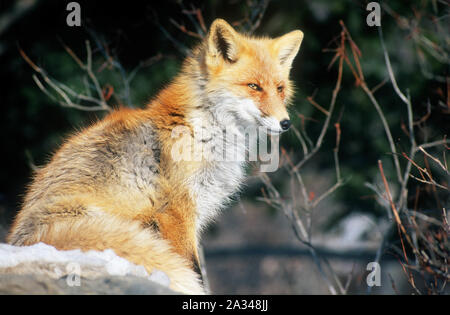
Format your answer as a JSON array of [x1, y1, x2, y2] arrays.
[[0, 274, 177, 294], [0, 242, 178, 294]]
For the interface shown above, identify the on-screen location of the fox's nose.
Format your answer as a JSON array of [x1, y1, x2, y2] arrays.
[[280, 119, 291, 131]]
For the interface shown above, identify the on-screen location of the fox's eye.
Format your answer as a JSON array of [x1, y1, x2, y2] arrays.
[[248, 83, 262, 91], [277, 86, 284, 93]]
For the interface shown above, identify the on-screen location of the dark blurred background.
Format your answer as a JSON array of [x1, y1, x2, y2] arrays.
[[0, 0, 448, 294]]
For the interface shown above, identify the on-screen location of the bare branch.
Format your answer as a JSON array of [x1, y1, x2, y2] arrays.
[[20, 41, 113, 112]]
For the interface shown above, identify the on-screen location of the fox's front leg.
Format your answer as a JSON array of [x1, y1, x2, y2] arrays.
[[153, 209, 201, 276]]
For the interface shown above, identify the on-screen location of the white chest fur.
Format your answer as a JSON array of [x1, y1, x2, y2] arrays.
[[186, 109, 247, 230]]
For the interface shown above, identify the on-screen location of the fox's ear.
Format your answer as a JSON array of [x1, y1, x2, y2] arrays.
[[273, 30, 304, 68], [207, 19, 240, 63]]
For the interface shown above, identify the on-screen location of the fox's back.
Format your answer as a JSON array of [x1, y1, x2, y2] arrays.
[[8, 109, 162, 245]]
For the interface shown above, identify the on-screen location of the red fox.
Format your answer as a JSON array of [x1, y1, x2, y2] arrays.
[[8, 19, 303, 294]]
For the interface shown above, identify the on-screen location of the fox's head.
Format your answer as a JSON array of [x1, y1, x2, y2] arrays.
[[200, 19, 303, 133]]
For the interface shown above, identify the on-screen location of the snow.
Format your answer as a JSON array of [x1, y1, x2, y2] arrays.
[[337, 213, 376, 243], [0, 242, 170, 287]]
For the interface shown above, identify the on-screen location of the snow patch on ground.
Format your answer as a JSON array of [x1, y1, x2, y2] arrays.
[[0, 242, 170, 287]]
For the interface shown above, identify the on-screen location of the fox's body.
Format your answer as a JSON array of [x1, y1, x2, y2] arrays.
[[8, 19, 303, 294]]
